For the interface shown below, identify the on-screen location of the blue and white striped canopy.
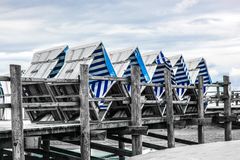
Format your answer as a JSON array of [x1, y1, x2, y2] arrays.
[[54, 42, 116, 109], [187, 58, 212, 93], [24, 45, 69, 79], [88, 44, 117, 99], [169, 55, 191, 99], [0, 83, 4, 103], [152, 51, 175, 97], [193, 58, 212, 84], [110, 47, 150, 92], [48, 46, 69, 78]]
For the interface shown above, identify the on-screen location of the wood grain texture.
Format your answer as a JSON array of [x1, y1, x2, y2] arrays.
[[131, 65, 142, 156], [10, 65, 25, 160], [197, 76, 205, 144], [79, 64, 90, 160], [164, 69, 175, 148], [223, 76, 232, 141]]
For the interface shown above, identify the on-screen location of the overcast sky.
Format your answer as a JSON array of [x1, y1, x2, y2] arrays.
[[0, 0, 240, 88]]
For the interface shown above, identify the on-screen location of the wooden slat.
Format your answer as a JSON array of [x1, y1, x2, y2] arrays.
[[140, 82, 197, 89], [23, 102, 79, 108], [0, 76, 10, 81], [164, 69, 175, 148], [197, 76, 205, 144], [131, 66, 142, 156], [107, 135, 167, 150], [22, 77, 79, 83], [89, 97, 130, 102], [79, 64, 90, 160], [10, 65, 25, 160], [223, 76, 232, 141], [89, 76, 129, 82], [147, 132, 198, 145], [0, 103, 11, 108], [91, 142, 132, 157], [118, 134, 125, 160]]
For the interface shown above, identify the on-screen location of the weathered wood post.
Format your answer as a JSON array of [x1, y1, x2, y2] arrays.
[[42, 140, 50, 160], [79, 64, 90, 160], [197, 76, 205, 144], [10, 65, 25, 160], [118, 134, 125, 160], [131, 65, 142, 156], [0, 149, 3, 160], [236, 93, 239, 105], [223, 76, 232, 141], [164, 69, 175, 148], [216, 86, 220, 106]]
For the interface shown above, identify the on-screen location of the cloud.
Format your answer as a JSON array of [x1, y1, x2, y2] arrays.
[[230, 68, 240, 77], [0, 0, 240, 89], [174, 0, 199, 13]]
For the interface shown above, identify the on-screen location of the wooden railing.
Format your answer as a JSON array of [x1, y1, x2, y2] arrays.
[[0, 64, 234, 160]]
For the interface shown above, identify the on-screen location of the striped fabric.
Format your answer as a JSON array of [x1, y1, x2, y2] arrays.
[[190, 58, 212, 94], [173, 55, 191, 98], [89, 44, 116, 109], [48, 46, 69, 78], [0, 83, 4, 103], [194, 58, 212, 85], [152, 51, 175, 97], [122, 48, 150, 91]]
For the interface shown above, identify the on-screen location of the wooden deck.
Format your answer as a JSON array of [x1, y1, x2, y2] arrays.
[[0, 117, 167, 139], [129, 140, 240, 160], [0, 64, 237, 160]]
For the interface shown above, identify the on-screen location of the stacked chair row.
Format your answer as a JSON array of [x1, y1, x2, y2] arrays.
[[20, 41, 212, 122]]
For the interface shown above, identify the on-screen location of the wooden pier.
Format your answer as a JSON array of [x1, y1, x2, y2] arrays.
[[0, 64, 239, 160]]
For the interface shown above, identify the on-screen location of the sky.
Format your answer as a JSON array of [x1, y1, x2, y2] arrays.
[[0, 0, 240, 88]]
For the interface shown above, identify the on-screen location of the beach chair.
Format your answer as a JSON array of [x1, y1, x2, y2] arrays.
[[22, 45, 69, 122], [100, 47, 151, 120], [186, 58, 212, 111], [0, 83, 4, 119], [142, 51, 182, 116], [52, 41, 116, 121], [168, 54, 195, 114]]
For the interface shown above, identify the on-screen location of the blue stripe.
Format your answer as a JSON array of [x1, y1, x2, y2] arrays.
[[48, 46, 69, 78]]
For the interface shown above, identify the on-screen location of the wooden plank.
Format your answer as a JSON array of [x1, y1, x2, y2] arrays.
[[66, 140, 132, 157], [42, 140, 50, 160], [21, 77, 79, 83], [142, 100, 197, 105], [164, 69, 175, 148], [25, 137, 40, 149], [173, 101, 197, 105], [89, 97, 130, 102], [0, 103, 11, 108], [10, 65, 25, 160], [107, 126, 148, 135], [140, 83, 196, 89], [197, 76, 205, 144], [107, 135, 167, 150], [147, 132, 198, 145], [205, 83, 223, 87], [118, 134, 125, 160], [236, 93, 239, 105], [90, 142, 132, 157], [216, 86, 220, 106], [0, 76, 10, 81], [131, 66, 142, 156], [89, 76, 129, 82], [79, 64, 90, 160], [23, 102, 78, 108], [223, 76, 232, 141], [90, 130, 106, 140], [172, 84, 196, 89]]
